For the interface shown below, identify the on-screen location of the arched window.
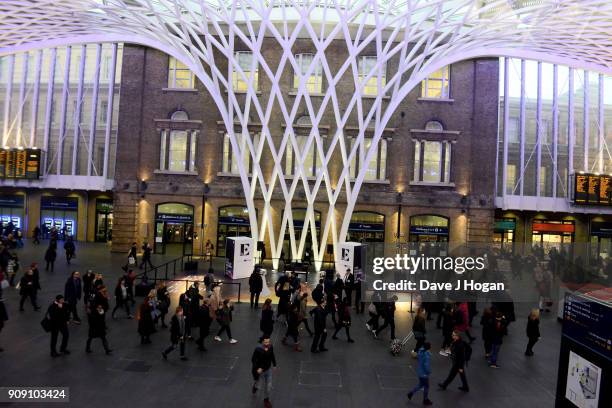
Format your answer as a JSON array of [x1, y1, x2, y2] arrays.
[[159, 111, 197, 172], [425, 120, 444, 131]]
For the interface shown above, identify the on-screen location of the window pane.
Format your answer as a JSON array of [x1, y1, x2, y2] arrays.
[[223, 134, 230, 173], [168, 56, 193, 88], [444, 142, 451, 183], [349, 138, 357, 178], [160, 131, 167, 169], [364, 139, 377, 180], [379, 139, 387, 180], [413, 141, 420, 181], [422, 141, 442, 182], [190, 132, 197, 171], [233, 52, 257, 92], [421, 66, 449, 98], [359, 56, 385, 96], [168, 130, 187, 171]]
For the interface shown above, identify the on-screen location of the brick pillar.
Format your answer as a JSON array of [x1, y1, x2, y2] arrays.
[[111, 191, 139, 253], [467, 208, 494, 244]]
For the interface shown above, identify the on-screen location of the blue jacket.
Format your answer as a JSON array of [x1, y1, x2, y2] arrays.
[[416, 348, 431, 378]]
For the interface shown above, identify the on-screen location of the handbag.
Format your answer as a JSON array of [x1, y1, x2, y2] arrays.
[[41, 314, 52, 333]]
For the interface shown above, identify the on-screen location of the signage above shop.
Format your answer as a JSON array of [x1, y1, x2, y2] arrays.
[[591, 222, 612, 237], [218, 216, 250, 226], [409, 225, 449, 235], [156, 213, 194, 223], [574, 173, 612, 206], [41, 196, 78, 211], [0, 195, 25, 208], [349, 222, 385, 232], [0, 148, 42, 179], [494, 219, 516, 231], [532, 222, 574, 234]]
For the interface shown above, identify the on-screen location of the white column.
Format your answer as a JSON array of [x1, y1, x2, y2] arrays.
[[2, 54, 15, 146], [16, 52, 29, 147], [29, 50, 43, 147], [536, 61, 542, 197], [102, 43, 117, 179], [502, 57, 510, 197], [568, 68, 574, 175], [583, 71, 589, 172], [71, 45, 86, 175], [42, 48, 57, 175], [56, 45, 72, 175], [519, 59, 526, 195], [87, 44, 102, 176], [552, 65, 559, 198]]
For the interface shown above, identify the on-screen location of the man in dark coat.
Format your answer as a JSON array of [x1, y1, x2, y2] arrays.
[[438, 331, 470, 392], [19, 269, 41, 311], [139, 242, 154, 270], [64, 271, 82, 323], [343, 270, 354, 305], [309, 300, 329, 353], [249, 267, 263, 309], [251, 336, 277, 408], [47, 295, 70, 357], [64, 237, 76, 264], [44, 245, 57, 272], [311, 279, 324, 305], [162, 306, 188, 360], [86, 303, 112, 354], [196, 299, 213, 351], [82, 270, 95, 307]]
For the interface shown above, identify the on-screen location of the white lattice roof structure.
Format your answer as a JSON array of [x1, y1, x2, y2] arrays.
[[2, 0, 611, 268]]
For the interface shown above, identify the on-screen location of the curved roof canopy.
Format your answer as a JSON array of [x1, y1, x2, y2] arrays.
[[0, 0, 611, 74]]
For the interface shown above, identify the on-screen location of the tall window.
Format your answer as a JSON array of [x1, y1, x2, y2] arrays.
[[159, 111, 196, 172], [286, 135, 317, 177], [222, 132, 260, 174], [233, 51, 258, 92], [167, 57, 195, 89], [349, 138, 387, 181], [421, 66, 450, 98], [507, 117, 519, 143], [358, 56, 386, 96], [294, 53, 322, 93], [413, 140, 452, 183]]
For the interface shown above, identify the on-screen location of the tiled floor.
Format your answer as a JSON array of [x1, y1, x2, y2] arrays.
[[0, 242, 561, 407]]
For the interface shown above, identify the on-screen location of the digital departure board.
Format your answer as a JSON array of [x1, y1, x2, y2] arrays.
[[0, 148, 42, 180], [600, 175, 611, 205], [574, 173, 588, 204]]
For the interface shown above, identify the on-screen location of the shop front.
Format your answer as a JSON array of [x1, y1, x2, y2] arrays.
[[154, 203, 194, 256], [409, 215, 449, 255], [40, 196, 78, 239], [590, 221, 612, 261], [494, 218, 516, 251], [95, 199, 113, 242], [531, 220, 574, 254], [0, 194, 25, 231], [282, 208, 321, 262], [216, 206, 252, 258], [347, 211, 385, 243]]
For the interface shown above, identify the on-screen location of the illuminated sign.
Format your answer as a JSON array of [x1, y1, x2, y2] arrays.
[[573, 173, 612, 206], [0, 148, 42, 180]]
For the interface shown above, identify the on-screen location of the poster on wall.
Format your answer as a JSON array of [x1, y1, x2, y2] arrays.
[[565, 351, 602, 408]]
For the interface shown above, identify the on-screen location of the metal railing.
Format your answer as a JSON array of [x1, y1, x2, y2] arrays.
[[139, 254, 193, 282]]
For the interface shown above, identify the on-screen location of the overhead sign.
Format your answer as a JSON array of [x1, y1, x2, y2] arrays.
[[156, 213, 193, 223], [574, 173, 612, 206], [349, 222, 385, 232], [218, 215, 250, 226], [410, 225, 449, 235], [591, 222, 612, 237], [563, 292, 612, 360], [0, 195, 25, 208], [494, 219, 516, 231], [532, 222, 575, 234], [0, 148, 42, 179], [41, 196, 78, 211]]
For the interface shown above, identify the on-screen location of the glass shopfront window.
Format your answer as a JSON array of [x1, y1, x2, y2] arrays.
[[217, 206, 253, 258], [154, 203, 194, 256], [40, 196, 78, 239], [494, 218, 516, 252], [95, 199, 113, 242], [0, 194, 25, 232], [347, 211, 385, 243], [531, 220, 574, 255]]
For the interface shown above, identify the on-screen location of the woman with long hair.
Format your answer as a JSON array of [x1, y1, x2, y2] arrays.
[[525, 309, 541, 356]]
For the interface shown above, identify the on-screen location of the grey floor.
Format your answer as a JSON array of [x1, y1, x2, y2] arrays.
[[0, 242, 561, 408]]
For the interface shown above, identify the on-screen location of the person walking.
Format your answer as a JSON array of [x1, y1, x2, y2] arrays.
[[86, 303, 112, 354], [82, 270, 96, 308], [63, 271, 82, 323], [161, 306, 188, 360], [196, 298, 212, 351], [375, 295, 398, 340], [525, 308, 541, 356], [260, 298, 274, 341], [454, 302, 476, 343], [438, 331, 470, 392], [332, 297, 354, 343], [112, 277, 132, 319], [366, 294, 382, 333], [311, 279, 324, 305], [63, 237, 76, 264], [309, 300, 328, 353], [343, 269, 354, 305], [296, 292, 313, 336], [412, 307, 427, 356], [440, 303, 455, 356], [282, 303, 302, 352], [205, 239, 214, 263], [251, 335, 277, 408], [47, 295, 70, 357], [214, 299, 238, 344], [137, 295, 155, 345], [354, 271, 364, 314], [488, 311, 507, 368], [0, 284, 8, 352], [139, 242, 154, 270], [480, 307, 495, 359], [407, 342, 433, 406], [274, 272, 292, 322], [249, 267, 263, 309], [156, 281, 170, 328], [124, 242, 138, 271], [33, 226, 41, 244], [19, 269, 41, 311], [44, 245, 57, 272]]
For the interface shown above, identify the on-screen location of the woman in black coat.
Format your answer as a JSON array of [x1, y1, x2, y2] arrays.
[[86, 303, 111, 354], [259, 298, 274, 341], [525, 309, 541, 356], [138, 296, 155, 344]]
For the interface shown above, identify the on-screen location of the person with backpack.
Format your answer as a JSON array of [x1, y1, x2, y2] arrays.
[[407, 341, 433, 406], [438, 330, 470, 392], [488, 311, 508, 368]]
